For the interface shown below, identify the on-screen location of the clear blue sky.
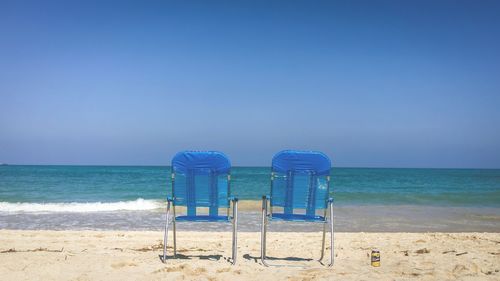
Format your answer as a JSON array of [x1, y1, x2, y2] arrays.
[[1, 0, 499, 168]]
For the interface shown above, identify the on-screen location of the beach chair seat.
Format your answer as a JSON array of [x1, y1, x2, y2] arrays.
[[174, 215, 232, 222], [261, 150, 334, 267], [162, 151, 238, 264], [269, 213, 326, 222]]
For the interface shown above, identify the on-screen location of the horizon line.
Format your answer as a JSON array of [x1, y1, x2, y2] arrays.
[[1, 163, 499, 170]]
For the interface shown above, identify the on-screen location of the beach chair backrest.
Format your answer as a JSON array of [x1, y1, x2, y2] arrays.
[[271, 150, 331, 217], [171, 151, 231, 216]]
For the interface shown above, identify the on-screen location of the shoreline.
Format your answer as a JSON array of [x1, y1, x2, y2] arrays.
[[2, 199, 500, 210], [0, 230, 499, 280], [2, 203, 499, 232]]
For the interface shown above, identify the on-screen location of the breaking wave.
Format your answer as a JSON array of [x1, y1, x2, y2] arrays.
[[0, 198, 164, 213]]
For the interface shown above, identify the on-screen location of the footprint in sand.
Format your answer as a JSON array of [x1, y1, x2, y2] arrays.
[[154, 264, 208, 276], [154, 264, 189, 273], [453, 265, 467, 273], [111, 261, 138, 269], [216, 268, 231, 273]]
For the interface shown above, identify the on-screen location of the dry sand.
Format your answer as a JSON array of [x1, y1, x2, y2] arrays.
[[0, 230, 499, 280]]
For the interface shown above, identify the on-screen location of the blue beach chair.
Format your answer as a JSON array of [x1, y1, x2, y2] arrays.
[[162, 151, 238, 264], [261, 150, 334, 267]]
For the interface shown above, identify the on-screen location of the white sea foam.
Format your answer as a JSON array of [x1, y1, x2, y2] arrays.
[[0, 198, 164, 213]]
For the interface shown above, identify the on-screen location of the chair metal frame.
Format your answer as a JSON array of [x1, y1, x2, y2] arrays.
[[163, 169, 238, 265], [260, 171, 334, 267]]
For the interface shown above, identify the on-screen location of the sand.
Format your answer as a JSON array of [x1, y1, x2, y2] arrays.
[[0, 230, 499, 280]]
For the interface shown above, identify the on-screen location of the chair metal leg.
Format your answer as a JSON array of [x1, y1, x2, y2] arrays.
[[320, 222, 327, 260], [162, 201, 171, 263], [328, 201, 334, 267], [260, 197, 270, 267], [231, 200, 238, 265], [319, 208, 327, 262], [172, 203, 177, 257], [172, 217, 177, 258]]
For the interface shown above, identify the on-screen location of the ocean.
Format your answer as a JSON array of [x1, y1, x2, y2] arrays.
[[1, 165, 499, 232]]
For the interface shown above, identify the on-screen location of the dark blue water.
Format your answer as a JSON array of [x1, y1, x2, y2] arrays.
[[0, 165, 499, 209]]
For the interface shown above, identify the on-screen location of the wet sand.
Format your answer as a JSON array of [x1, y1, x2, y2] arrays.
[[2, 202, 499, 232]]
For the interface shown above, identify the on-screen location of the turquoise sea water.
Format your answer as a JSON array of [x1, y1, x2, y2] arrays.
[[0, 165, 499, 207], [1, 165, 499, 231]]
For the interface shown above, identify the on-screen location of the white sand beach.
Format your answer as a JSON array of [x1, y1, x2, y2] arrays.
[[0, 230, 499, 280]]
